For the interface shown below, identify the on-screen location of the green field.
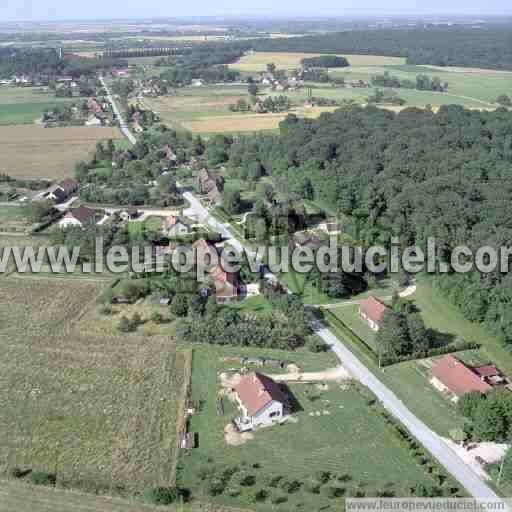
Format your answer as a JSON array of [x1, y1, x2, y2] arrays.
[[0, 87, 73, 125], [143, 54, 511, 134], [179, 347, 438, 509]]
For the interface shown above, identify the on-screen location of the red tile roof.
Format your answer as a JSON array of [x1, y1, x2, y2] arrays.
[[234, 372, 287, 416], [67, 206, 96, 225], [473, 364, 499, 378], [432, 355, 492, 397], [359, 296, 390, 325], [58, 178, 78, 195]]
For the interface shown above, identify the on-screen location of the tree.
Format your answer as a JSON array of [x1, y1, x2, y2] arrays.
[[223, 189, 242, 215], [406, 312, 430, 352], [143, 487, 178, 505], [458, 391, 485, 419], [248, 83, 259, 96], [170, 293, 189, 317], [495, 94, 512, 106], [377, 311, 412, 360], [473, 396, 507, 441], [266, 63, 277, 74]]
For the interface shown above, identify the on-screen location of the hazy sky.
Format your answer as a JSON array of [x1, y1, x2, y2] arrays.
[[1, 0, 510, 22]]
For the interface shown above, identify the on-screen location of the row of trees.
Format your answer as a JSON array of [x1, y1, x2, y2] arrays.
[[372, 71, 448, 92]]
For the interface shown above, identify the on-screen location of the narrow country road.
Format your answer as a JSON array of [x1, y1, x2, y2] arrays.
[[100, 75, 136, 145], [103, 87, 507, 505]]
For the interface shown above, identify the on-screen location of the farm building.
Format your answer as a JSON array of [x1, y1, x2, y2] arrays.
[[197, 169, 224, 199], [430, 355, 506, 401], [233, 372, 289, 432], [58, 206, 96, 228], [359, 296, 390, 331]]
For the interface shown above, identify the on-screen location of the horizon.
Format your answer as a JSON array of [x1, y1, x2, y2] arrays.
[[2, 2, 512, 24]]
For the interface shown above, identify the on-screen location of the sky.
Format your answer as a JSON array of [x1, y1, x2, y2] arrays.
[[1, 0, 511, 22]]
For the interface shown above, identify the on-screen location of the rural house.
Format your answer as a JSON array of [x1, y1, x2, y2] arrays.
[[359, 296, 390, 331], [431, 355, 506, 401], [41, 178, 79, 203], [164, 215, 192, 237], [58, 206, 96, 228], [233, 372, 289, 432]]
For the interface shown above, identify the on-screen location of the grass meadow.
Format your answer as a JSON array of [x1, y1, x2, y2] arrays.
[[0, 87, 74, 125], [178, 347, 435, 510]]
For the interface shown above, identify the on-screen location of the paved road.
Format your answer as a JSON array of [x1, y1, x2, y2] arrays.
[[100, 76, 136, 145], [104, 88, 507, 504]]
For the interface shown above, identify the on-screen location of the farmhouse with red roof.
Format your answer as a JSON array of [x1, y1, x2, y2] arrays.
[[430, 355, 506, 401], [233, 372, 289, 431], [359, 296, 390, 331]]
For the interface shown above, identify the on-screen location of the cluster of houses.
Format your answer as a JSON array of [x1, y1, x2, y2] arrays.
[[357, 296, 509, 403], [259, 72, 304, 91], [85, 98, 112, 126], [197, 168, 224, 205]]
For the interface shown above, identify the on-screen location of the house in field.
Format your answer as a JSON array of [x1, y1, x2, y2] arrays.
[[164, 215, 192, 237], [233, 372, 290, 432], [430, 355, 505, 401], [359, 296, 390, 332], [41, 178, 79, 203], [58, 206, 96, 228], [210, 261, 241, 304]]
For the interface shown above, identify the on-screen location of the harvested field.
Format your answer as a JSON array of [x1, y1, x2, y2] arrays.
[[0, 277, 190, 493], [230, 51, 406, 72], [0, 125, 123, 180], [181, 107, 336, 134], [0, 479, 252, 512]]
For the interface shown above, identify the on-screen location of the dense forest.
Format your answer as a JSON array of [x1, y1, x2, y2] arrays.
[[216, 105, 512, 344], [0, 48, 125, 78], [252, 25, 512, 70]]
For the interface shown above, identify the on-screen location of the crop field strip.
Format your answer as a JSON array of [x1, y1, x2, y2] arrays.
[[0, 277, 189, 493], [0, 125, 124, 180]]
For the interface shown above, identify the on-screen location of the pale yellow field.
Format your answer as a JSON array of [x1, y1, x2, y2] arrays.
[[230, 51, 406, 72], [0, 125, 123, 180], [181, 106, 336, 133], [422, 64, 512, 75]]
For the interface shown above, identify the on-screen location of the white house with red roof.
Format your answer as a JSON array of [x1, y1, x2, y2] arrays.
[[359, 295, 390, 331], [58, 206, 96, 229], [233, 372, 289, 431], [163, 215, 191, 237]]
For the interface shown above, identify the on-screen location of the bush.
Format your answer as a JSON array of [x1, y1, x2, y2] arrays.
[[170, 294, 189, 317], [306, 336, 327, 353], [143, 487, 178, 505], [99, 304, 113, 315], [30, 471, 56, 486], [252, 488, 269, 502], [281, 479, 302, 493], [271, 492, 288, 504]]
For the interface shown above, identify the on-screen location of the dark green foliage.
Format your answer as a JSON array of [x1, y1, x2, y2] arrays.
[[253, 26, 512, 70], [306, 336, 328, 353], [223, 105, 512, 345], [143, 487, 178, 505], [496, 94, 512, 106], [302, 55, 350, 68], [30, 471, 57, 486], [170, 293, 189, 317]]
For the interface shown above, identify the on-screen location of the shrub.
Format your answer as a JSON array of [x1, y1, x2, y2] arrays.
[[281, 479, 302, 493], [306, 336, 327, 353], [143, 487, 178, 505], [271, 492, 288, 504], [30, 471, 56, 486], [324, 485, 345, 498], [99, 304, 113, 315], [252, 488, 269, 502], [206, 477, 225, 496]]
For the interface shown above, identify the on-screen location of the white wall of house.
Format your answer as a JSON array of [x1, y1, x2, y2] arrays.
[[252, 400, 284, 427], [59, 216, 82, 229], [168, 222, 191, 236], [360, 310, 379, 331]]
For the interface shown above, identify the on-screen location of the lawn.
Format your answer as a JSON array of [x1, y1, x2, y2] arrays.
[[0, 205, 30, 233], [0, 125, 123, 180], [0, 277, 190, 494], [229, 52, 406, 72], [178, 347, 434, 510], [0, 87, 74, 125]]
